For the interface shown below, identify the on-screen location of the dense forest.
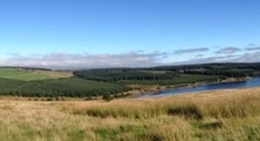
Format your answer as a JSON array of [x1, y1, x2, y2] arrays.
[[0, 78, 128, 98], [74, 63, 260, 84], [152, 63, 260, 77]]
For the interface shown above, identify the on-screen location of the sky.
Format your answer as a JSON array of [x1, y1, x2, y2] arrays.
[[0, 0, 260, 69]]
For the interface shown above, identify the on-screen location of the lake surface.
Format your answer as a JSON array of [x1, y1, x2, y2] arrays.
[[141, 77, 260, 98]]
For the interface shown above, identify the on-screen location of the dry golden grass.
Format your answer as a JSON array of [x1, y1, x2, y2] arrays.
[[0, 88, 259, 141]]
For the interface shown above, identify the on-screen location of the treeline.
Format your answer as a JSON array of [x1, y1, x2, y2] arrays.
[[0, 78, 128, 98], [152, 63, 260, 71], [119, 74, 223, 85], [183, 70, 254, 78], [74, 69, 224, 86], [74, 69, 179, 82], [75, 63, 260, 83], [152, 63, 260, 78]]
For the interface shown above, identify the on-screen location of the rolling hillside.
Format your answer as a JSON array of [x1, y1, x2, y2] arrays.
[[0, 68, 73, 81], [0, 68, 128, 98]]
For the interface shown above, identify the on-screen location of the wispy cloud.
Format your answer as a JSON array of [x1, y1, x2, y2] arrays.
[[173, 47, 209, 54], [1, 44, 260, 70], [247, 44, 256, 47], [175, 52, 260, 65], [195, 54, 203, 58], [246, 46, 260, 51], [176, 55, 238, 65], [0, 52, 166, 70], [215, 47, 241, 54], [230, 51, 260, 62]]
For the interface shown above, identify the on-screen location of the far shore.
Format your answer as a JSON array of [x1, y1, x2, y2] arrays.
[[123, 77, 252, 98]]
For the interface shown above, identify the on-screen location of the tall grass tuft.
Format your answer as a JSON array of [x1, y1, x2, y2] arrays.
[[167, 104, 203, 120]]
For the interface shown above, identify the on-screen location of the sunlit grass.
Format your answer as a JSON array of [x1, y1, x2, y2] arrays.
[[0, 88, 259, 141]]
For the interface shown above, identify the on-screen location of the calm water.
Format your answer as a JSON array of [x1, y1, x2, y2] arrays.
[[142, 77, 260, 98]]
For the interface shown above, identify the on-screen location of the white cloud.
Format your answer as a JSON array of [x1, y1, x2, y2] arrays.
[[1, 45, 260, 70], [246, 46, 260, 51], [0, 52, 165, 70], [173, 47, 209, 54], [215, 47, 241, 54], [230, 51, 260, 62]]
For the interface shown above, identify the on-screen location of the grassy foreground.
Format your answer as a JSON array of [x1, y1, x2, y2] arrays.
[[0, 88, 259, 141]]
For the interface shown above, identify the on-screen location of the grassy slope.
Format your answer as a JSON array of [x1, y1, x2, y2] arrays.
[[0, 68, 72, 81], [0, 88, 259, 141]]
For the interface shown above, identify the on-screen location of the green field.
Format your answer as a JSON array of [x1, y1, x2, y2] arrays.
[[0, 68, 72, 81]]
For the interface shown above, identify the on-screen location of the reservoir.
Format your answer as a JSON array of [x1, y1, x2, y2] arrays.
[[142, 77, 260, 98]]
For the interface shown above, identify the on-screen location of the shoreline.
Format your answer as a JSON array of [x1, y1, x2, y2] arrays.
[[123, 77, 252, 98]]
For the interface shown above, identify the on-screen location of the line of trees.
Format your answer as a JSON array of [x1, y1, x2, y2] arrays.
[[74, 70, 179, 82], [183, 70, 253, 78]]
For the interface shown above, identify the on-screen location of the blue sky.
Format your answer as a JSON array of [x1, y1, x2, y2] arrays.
[[0, 0, 260, 69]]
